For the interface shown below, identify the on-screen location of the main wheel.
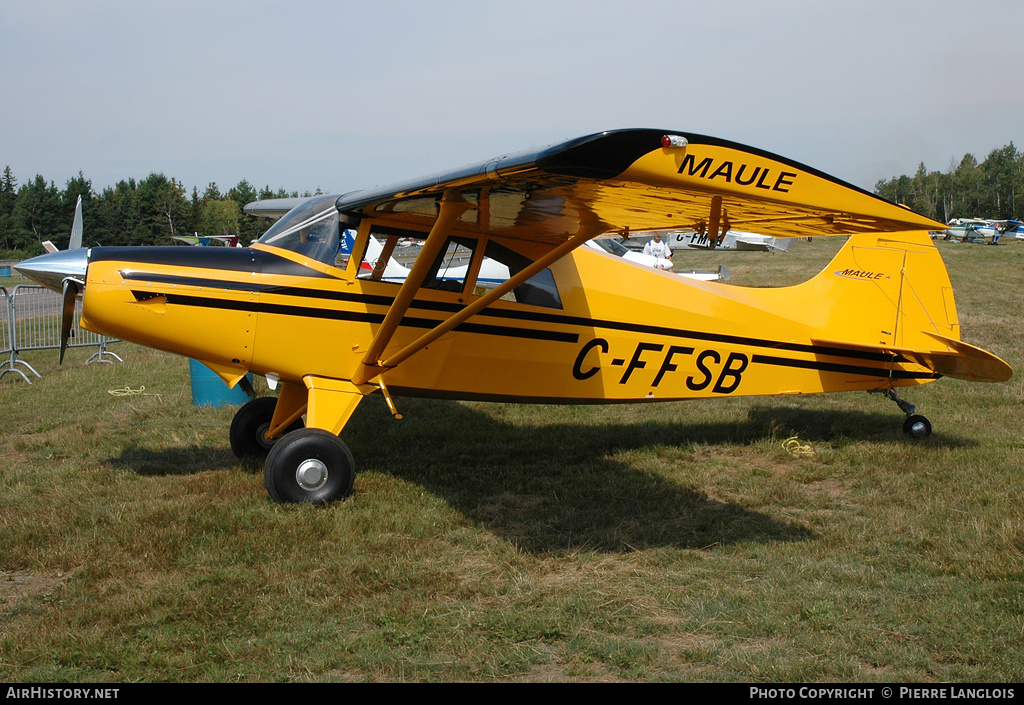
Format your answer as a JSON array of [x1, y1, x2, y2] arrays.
[[903, 414, 932, 438], [230, 396, 304, 460], [263, 428, 355, 504]]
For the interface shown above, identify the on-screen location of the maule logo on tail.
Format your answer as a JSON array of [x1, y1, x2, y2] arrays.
[[834, 269, 890, 281]]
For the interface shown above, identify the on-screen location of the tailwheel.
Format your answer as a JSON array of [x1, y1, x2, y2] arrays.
[[874, 389, 933, 439], [263, 428, 355, 504], [229, 396, 304, 460], [903, 414, 932, 439]]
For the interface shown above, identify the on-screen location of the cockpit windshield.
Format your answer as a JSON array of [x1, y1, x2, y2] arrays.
[[256, 195, 340, 265]]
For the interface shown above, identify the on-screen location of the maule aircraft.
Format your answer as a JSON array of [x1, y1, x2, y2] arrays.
[[16, 129, 1013, 504]]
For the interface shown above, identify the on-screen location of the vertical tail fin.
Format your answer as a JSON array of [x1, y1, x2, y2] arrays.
[[68, 195, 83, 249], [792, 231, 1009, 382], [806, 231, 959, 351]]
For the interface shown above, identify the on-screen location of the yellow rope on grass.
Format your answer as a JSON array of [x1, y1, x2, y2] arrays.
[[782, 435, 815, 457], [108, 385, 154, 397]]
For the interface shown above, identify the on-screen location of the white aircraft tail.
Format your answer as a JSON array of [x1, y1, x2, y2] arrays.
[[68, 196, 83, 249], [40, 196, 84, 253]]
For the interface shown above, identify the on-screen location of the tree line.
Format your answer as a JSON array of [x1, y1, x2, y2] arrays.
[[0, 167, 322, 258], [1, 142, 1020, 258], [873, 142, 1021, 224]]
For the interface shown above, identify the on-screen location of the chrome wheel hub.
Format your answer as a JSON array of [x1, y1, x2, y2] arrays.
[[295, 458, 328, 491]]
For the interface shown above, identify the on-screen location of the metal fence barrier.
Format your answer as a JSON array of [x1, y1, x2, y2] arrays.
[[0, 284, 122, 384]]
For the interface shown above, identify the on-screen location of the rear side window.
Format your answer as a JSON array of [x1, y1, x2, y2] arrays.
[[483, 240, 562, 309]]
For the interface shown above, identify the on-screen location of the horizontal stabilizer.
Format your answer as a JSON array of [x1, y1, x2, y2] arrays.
[[917, 332, 1013, 383], [812, 334, 1012, 384]]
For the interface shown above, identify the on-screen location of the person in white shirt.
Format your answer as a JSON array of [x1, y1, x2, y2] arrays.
[[643, 232, 672, 260]]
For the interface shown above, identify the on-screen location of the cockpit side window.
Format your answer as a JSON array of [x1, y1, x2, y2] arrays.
[[482, 240, 562, 309], [351, 224, 562, 310], [423, 237, 477, 292]]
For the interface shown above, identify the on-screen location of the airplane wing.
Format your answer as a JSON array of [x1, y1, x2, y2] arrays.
[[328, 129, 946, 386], [335, 129, 943, 243]]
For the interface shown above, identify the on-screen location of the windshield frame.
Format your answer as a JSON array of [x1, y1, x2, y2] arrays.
[[256, 195, 341, 265]]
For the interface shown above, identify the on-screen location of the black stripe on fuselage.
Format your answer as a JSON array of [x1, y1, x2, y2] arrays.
[[123, 269, 913, 374], [751, 354, 939, 381], [123, 270, 898, 363], [157, 293, 578, 344]]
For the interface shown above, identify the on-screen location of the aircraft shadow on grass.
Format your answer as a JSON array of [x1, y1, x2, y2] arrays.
[[341, 396, 975, 554], [109, 443, 240, 477], [106, 396, 976, 555]]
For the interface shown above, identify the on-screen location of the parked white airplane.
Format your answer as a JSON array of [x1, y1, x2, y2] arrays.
[[665, 229, 795, 252], [583, 236, 727, 282], [944, 218, 1024, 244], [584, 237, 672, 269]]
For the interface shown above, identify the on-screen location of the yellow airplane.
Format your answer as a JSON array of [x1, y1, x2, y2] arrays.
[[15, 129, 1012, 504]]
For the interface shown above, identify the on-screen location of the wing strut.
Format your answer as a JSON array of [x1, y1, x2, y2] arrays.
[[352, 190, 474, 385], [708, 195, 723, 247], [351, 198, 603, 386], [374, 223, 600, 375]]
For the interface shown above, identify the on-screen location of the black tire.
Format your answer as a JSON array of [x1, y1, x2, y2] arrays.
[[263, 429, 355, 504], [229, 396, 304, 460], [903, 414, 932, 438]]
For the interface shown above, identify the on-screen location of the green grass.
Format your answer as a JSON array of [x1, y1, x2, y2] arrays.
[[0, 238, 1022, 682]]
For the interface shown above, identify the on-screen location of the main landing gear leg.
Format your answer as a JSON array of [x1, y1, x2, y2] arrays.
[[876, 389, 932, 438], [262, 377, 372, 505], [229, 382, 306, 461]]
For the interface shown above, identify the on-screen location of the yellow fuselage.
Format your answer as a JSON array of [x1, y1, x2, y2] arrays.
[[81, 232, 946, 417]]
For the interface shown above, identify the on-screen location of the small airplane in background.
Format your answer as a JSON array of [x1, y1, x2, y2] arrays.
[[657, 229, 795, 252], [944, 218, 1024, 244], [16, 129, 1012, 506], [171, 233, 240, 247], [41, 196, 83, 254], [585, 237, 672, 270], [582, 237, 726, 281]]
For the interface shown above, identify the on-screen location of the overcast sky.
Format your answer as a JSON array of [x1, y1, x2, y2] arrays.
[[2, 0, 1021, 198]]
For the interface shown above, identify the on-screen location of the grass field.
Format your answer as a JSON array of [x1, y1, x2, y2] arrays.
[[1, 238, 1022, 682]]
